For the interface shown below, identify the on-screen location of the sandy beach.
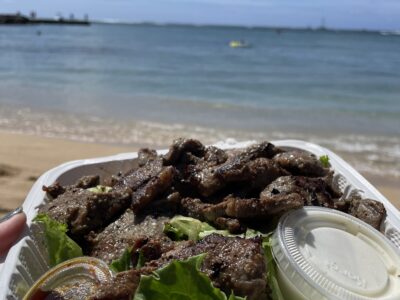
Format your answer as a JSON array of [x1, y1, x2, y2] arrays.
[[0, 130, 399, 216]]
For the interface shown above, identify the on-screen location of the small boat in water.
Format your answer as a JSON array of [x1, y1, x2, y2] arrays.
[[229, 40, 251, 48]]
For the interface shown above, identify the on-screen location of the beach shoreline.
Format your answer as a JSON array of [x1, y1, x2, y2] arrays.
[[0, 131, 398, 216]]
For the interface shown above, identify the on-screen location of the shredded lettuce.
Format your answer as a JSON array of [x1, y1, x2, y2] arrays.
[[110, 248, 146, 273], [319, 155, 330, 168], [87, 185, 112, 193], [33, 214, 83, 267], [164, 215, 215, 241], [164, 216, 283, 299], [134, 254, 245, 300], [165, 216, 266, 241], [262, 236, 284, 300], [110, 248, 133, 273]]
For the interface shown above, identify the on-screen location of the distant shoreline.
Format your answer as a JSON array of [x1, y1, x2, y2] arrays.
[[0, 14, 90, 26], [90, 20, 399, 36]]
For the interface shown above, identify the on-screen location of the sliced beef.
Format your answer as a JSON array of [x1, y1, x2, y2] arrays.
[[113, 157, 163, 192], [131, 166, 175, 213], [182, 144, 286, 197], [39, 187, 132, 238], [273, 151, 328, 177], [42, 175, 100, 199], [261, 175, 339, 208], [145, 234, 268, 300], [204, 146, 229, 165], [181, 194, 303, 229], [89, 269, 141, 300], [75, 175, 100, 189], [137, 148, 158, 167], [163, 138, 206, 165], [88, 209, 173, 264], [42, 182, 66, 199], [348, 197, 386, 230]]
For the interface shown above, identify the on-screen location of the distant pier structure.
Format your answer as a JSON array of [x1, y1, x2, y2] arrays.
[[0, 12, 90, 25]]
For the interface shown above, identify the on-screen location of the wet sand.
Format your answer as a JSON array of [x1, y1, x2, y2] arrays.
[[0, 131, 399, 215]]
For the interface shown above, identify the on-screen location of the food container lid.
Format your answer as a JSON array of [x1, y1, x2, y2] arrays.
[[23, 257, 113, 300], [271, 207, 400, 300]]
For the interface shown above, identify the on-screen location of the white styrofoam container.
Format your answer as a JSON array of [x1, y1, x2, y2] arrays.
[[0, 140, 399, 299]]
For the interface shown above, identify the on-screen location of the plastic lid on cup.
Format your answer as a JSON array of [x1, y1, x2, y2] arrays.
[[271, 207, 400, 300]]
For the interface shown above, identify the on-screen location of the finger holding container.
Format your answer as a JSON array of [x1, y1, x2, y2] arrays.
[[0, 207, 27, 256]]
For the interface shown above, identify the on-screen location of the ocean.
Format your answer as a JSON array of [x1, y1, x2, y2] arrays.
[[0, 23, 399, 178]]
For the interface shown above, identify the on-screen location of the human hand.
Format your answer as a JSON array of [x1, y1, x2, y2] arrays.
[[0, 207, 26, 256]]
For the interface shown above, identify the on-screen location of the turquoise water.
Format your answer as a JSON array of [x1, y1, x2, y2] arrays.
[[0, 24, 399, 177]]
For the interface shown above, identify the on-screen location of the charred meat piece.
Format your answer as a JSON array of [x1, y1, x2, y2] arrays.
[[131, 166, 176, 213], [140, 191, 181, 217], [137, 148, 158, 167], [89, 269, 141, 300], [163, 138, 206, 165], [215, 142, 283, 181], [75, 175, 100, 189], [88, 209, 173, 264], [214, 217, 245, 233], [181, 194, 303, 228], [113, 157, 163, 192], [145, 234, 268, 300], [42, 182, 66, 199], [39, 187, 131, 238], [42, 175, 100, 199], [348, 197, 386, 230], [223, 194, 304, 218], [184, 148, 286, 197], [204, 146, 229, 165], [273, 151, 328, 177], [261, 175, 339, 208]]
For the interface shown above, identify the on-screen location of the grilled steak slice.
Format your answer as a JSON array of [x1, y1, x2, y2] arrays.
[[163, 138, 206, 165], [42, 182, 66, 199], [145, 234, 268, 300], [89, 269, 141, 300], [273, 151, 328, 177], [113, 157, 163, 192], [89, 210, 172, 264], [223, 194, 304, 218], [348, 197, 386, 230], [131, 166, 176, 213], [181, 194, 303, 227], [39, 187, 131, 237], [43, 175, 100, 199], [75, 175, 101, 189], [261, 175, 338, 208], [137, 148, 158, 167], [183, 146, 286, 197]]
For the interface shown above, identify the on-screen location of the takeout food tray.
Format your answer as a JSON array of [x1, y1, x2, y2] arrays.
[[1, 139, 399, 300]]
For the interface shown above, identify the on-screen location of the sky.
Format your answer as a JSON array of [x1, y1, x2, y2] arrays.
[[1, 0, 400, 30]]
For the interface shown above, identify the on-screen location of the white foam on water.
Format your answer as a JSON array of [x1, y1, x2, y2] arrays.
[[1, 104, 399, 179]]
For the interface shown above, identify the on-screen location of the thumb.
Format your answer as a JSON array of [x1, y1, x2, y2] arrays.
[[0, 208, 27, 256]]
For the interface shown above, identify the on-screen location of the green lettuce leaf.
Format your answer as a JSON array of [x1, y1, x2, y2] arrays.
[[110, 248, 133, 273], [134, 254, 245, 300], [87, 185, 112, 193], [33, 214, 83, 267], [165, 216, 266, 242], [262, 236, 284, 300], [164, 216, 283, 299], [319, 155, 330, 168], [164, 216, 215, 241]]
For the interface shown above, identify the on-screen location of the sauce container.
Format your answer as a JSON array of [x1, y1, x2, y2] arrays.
[[23, 257, 113, 300], [272, 207, 400, 300]]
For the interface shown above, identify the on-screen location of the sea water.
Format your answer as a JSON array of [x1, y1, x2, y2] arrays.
[[0, 23, 399, 177]]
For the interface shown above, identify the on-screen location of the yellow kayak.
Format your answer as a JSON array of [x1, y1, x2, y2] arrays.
[[229, 40, 251, 48]]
